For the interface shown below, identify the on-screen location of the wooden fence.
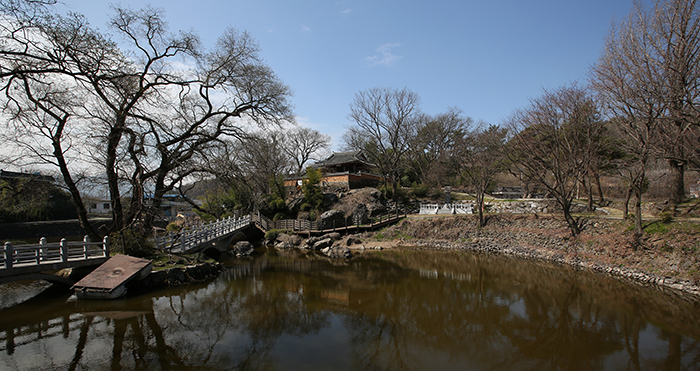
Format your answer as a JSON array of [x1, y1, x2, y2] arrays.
[[252, 209, 406, 235]]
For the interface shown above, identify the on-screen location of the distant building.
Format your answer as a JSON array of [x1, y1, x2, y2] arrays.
[[492, 186, 527, 199], [285, 150, 386, 190], [309, 151, 377, 174], [85, 198, 112, 215], [0, 170, 55, 183], [145, 194, 193, 219]]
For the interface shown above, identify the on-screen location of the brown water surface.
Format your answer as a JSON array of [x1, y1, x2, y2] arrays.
[[0, 247, 699, 370]]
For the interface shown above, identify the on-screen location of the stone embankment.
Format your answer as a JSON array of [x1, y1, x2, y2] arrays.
[[267, 230, 387, 259], [485, 200, 589, 214]]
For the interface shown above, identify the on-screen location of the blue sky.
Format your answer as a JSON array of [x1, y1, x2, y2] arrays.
[[58, 0, 633, 149]]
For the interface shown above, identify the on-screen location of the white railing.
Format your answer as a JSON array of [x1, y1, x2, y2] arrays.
[[419, 203, 473, 215], [155, 215, 251, 253], [1, 236, 110, 272]]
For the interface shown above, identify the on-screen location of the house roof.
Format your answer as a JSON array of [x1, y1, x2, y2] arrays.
[[0, 170, 55, 182], [311, 150, 375, 168]]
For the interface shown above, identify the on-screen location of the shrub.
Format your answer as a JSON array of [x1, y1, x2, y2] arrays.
[[411, 183, 431, 198], [302, 168, 324, 211], [165, 222, 181, 233], [659, 211, 674, 224], [109, 228, 155, 258], [269, 198, 286, 211], [265, 229, 282, 241]]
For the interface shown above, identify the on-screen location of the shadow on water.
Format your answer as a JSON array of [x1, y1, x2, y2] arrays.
[[0, 247, 699, 370]]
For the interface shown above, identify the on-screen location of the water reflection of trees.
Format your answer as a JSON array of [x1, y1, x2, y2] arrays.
[[342, 249, 700, 370], [1, 248, 700, 370]]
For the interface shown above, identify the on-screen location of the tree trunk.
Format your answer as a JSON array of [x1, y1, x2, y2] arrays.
[[53, 140, 100, 241], [623, 185, 632, 220], [668, 159, 685, 204], [560, 199, 580, 236], [594, 168, 605, 204], [633, 187, 643, 248], [476, 192, 485, 228], [586, 178, 594, 212], [106, 123, 125, 231]]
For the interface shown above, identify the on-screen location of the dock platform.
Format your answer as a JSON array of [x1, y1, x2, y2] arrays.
[[71, 254, 152, 299]]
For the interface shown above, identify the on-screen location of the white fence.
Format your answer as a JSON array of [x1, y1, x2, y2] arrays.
[[155, 215, 251, 253], [1, 236, 110, 272], [419, 204, 474, 215]]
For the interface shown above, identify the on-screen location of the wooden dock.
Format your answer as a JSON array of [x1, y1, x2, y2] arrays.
[[71, 254, 152, 299]]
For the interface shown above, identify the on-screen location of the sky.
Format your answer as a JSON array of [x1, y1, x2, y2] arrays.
[[56, 0, 634, 150]]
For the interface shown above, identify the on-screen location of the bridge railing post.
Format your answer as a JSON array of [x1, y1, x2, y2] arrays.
[[39, 237, 47, 262], [60, 238, 68, 262], [4, 242, 13, 269], [103, 235, 110, 257], [83, 235, 90, 259]]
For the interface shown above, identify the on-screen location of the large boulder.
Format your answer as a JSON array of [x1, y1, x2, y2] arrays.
[[275, 241, 295, 250], [312, 238, 333, 250], [346, 236, 362, 246], [231, 241, 254, 257], [321, 245, 352, 259], [320, 232, 342, 241], [322, 192, 339, 209], [276, 233, 301, 246], [318, 210, 345, 230], [364, 188, 387, 216], [351, 203, 370, 225], [287, 195, 306, 214]]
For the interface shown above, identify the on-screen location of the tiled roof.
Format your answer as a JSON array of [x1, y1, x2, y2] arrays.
[[311, 151, 375, 167]]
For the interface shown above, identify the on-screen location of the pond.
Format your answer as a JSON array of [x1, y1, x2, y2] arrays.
[[0, 247, 699, 370]]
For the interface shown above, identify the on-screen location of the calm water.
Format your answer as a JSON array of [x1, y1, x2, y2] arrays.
[[1, 247, 699, 371]]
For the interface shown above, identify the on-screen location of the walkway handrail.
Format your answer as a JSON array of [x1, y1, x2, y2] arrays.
[[254, 208, 407, 234], [1, 235, 110, 273], [155, 215, 251, 253], [419, 203, 474, 215]]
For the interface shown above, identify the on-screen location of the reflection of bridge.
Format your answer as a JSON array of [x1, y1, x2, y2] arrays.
[[1, 237, 110, 284]]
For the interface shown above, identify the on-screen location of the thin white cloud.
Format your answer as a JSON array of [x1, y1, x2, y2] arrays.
[[365, 43, 403, 67], [301, 25, 311, 33], [340, 8, 352, 15]]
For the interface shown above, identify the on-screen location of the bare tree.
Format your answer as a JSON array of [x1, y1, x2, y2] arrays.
[[589, 1, 673, 243], [0, 3, 293, 236], [282, 126, 331, 176], [507, 84, 601, 236], [409, 108, 471, 186], [591, 0, 700, 205], [344, 87, 421, 201], [457, 124, 508, 228]]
